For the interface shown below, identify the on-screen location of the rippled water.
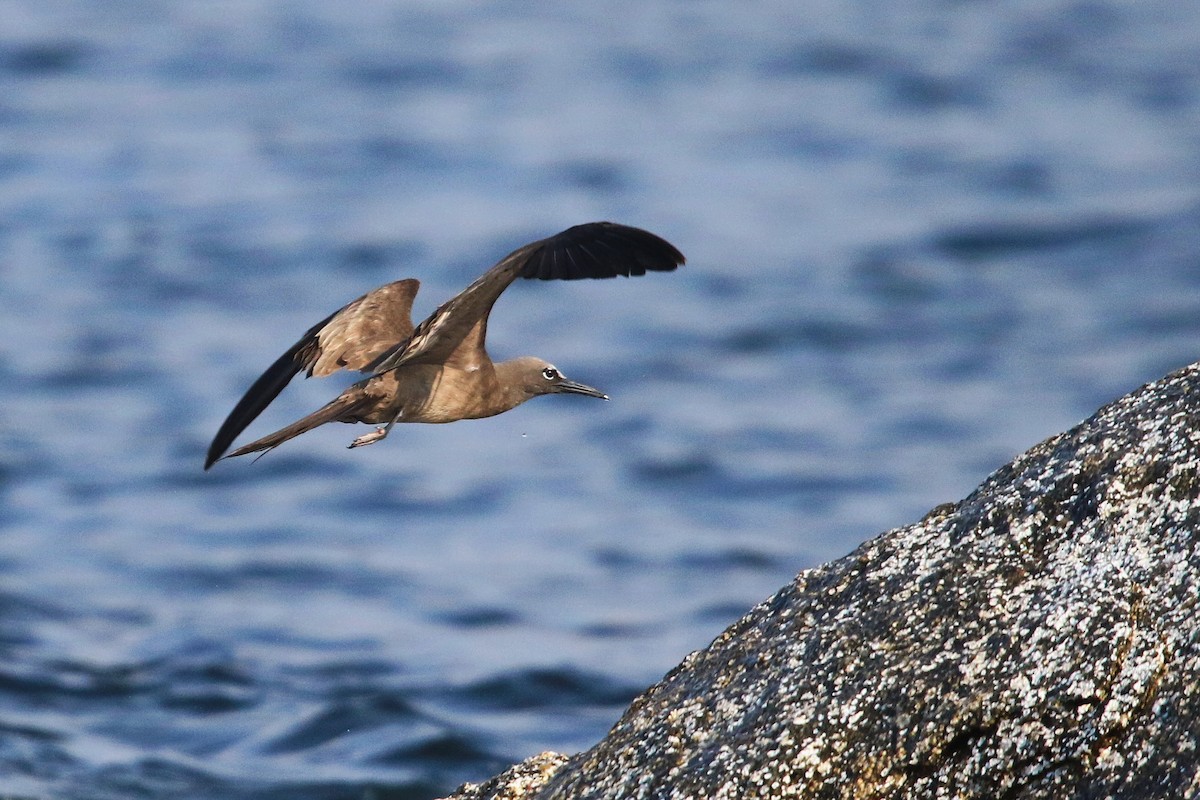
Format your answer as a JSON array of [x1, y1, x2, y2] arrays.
[[3, 1, 1200, 797]]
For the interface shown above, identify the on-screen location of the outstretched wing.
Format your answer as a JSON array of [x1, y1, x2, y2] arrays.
[[370, 222, 684, 374], [205, 279, 419, 469], [518, 221, 686, 280]]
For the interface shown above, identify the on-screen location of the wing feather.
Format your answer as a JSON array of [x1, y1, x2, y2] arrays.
[[205, 279, 418, 469], [370, 222, 684, 374]]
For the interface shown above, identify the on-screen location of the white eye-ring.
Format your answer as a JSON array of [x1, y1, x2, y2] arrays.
[[542, 366, 559, 381]]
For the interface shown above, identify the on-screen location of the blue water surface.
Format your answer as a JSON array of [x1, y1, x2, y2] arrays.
[[2, 1, 1200, 798]]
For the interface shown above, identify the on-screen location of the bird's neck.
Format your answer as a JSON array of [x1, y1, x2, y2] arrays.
[[490, 358, 538, 414]]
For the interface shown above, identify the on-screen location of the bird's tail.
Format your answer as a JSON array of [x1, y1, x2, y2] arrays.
[[210, 393, 369, 467]]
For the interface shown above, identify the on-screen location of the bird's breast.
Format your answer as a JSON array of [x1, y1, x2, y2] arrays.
[[371, 365, 503, 424]]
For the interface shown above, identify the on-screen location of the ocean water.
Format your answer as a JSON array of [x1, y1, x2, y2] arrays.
[[2, 1, 1199, 797]]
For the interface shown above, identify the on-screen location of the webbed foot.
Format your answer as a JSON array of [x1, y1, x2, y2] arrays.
[[348, 427, 389, 449]]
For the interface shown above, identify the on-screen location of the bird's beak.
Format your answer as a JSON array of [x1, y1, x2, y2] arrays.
[[557, 378, 608, 400]]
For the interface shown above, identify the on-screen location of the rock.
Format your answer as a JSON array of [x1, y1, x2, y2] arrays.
[[448, 752, 571, 800], [442, 362, 1200, 799]]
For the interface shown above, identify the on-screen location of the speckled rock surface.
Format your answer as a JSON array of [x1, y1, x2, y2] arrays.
[[446, 752, 571, 800], [443, 362, 1200, 800]]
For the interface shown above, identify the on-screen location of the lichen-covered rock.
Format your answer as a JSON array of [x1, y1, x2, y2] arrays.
[[447, 752, 571, 800], [443, 362, 1200, 799]]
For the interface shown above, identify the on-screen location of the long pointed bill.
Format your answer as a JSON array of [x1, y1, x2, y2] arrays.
[[558, 379, 608, 400]]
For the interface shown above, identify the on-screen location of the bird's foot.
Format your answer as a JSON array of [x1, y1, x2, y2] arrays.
[[348, 427, 388, 449]]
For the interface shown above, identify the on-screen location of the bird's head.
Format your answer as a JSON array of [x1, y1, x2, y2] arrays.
[[501, 356, 608, 402]]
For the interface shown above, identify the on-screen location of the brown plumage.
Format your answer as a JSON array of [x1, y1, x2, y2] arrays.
[[204, 221, 684, 469]]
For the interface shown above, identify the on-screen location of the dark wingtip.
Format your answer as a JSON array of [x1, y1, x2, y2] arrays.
[[203, 445, 226, 470], [521, 222, 685, 281], [204, 339, 310, 469], [204, 308, 344, 470]]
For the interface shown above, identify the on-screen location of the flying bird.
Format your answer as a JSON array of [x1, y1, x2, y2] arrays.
[[205, 221, 684, 469]]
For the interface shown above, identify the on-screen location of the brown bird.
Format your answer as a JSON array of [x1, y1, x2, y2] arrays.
[[204, 221, 684, 469]]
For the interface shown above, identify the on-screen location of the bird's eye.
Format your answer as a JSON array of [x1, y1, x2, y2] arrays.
[[541, 367, 559, 381]]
